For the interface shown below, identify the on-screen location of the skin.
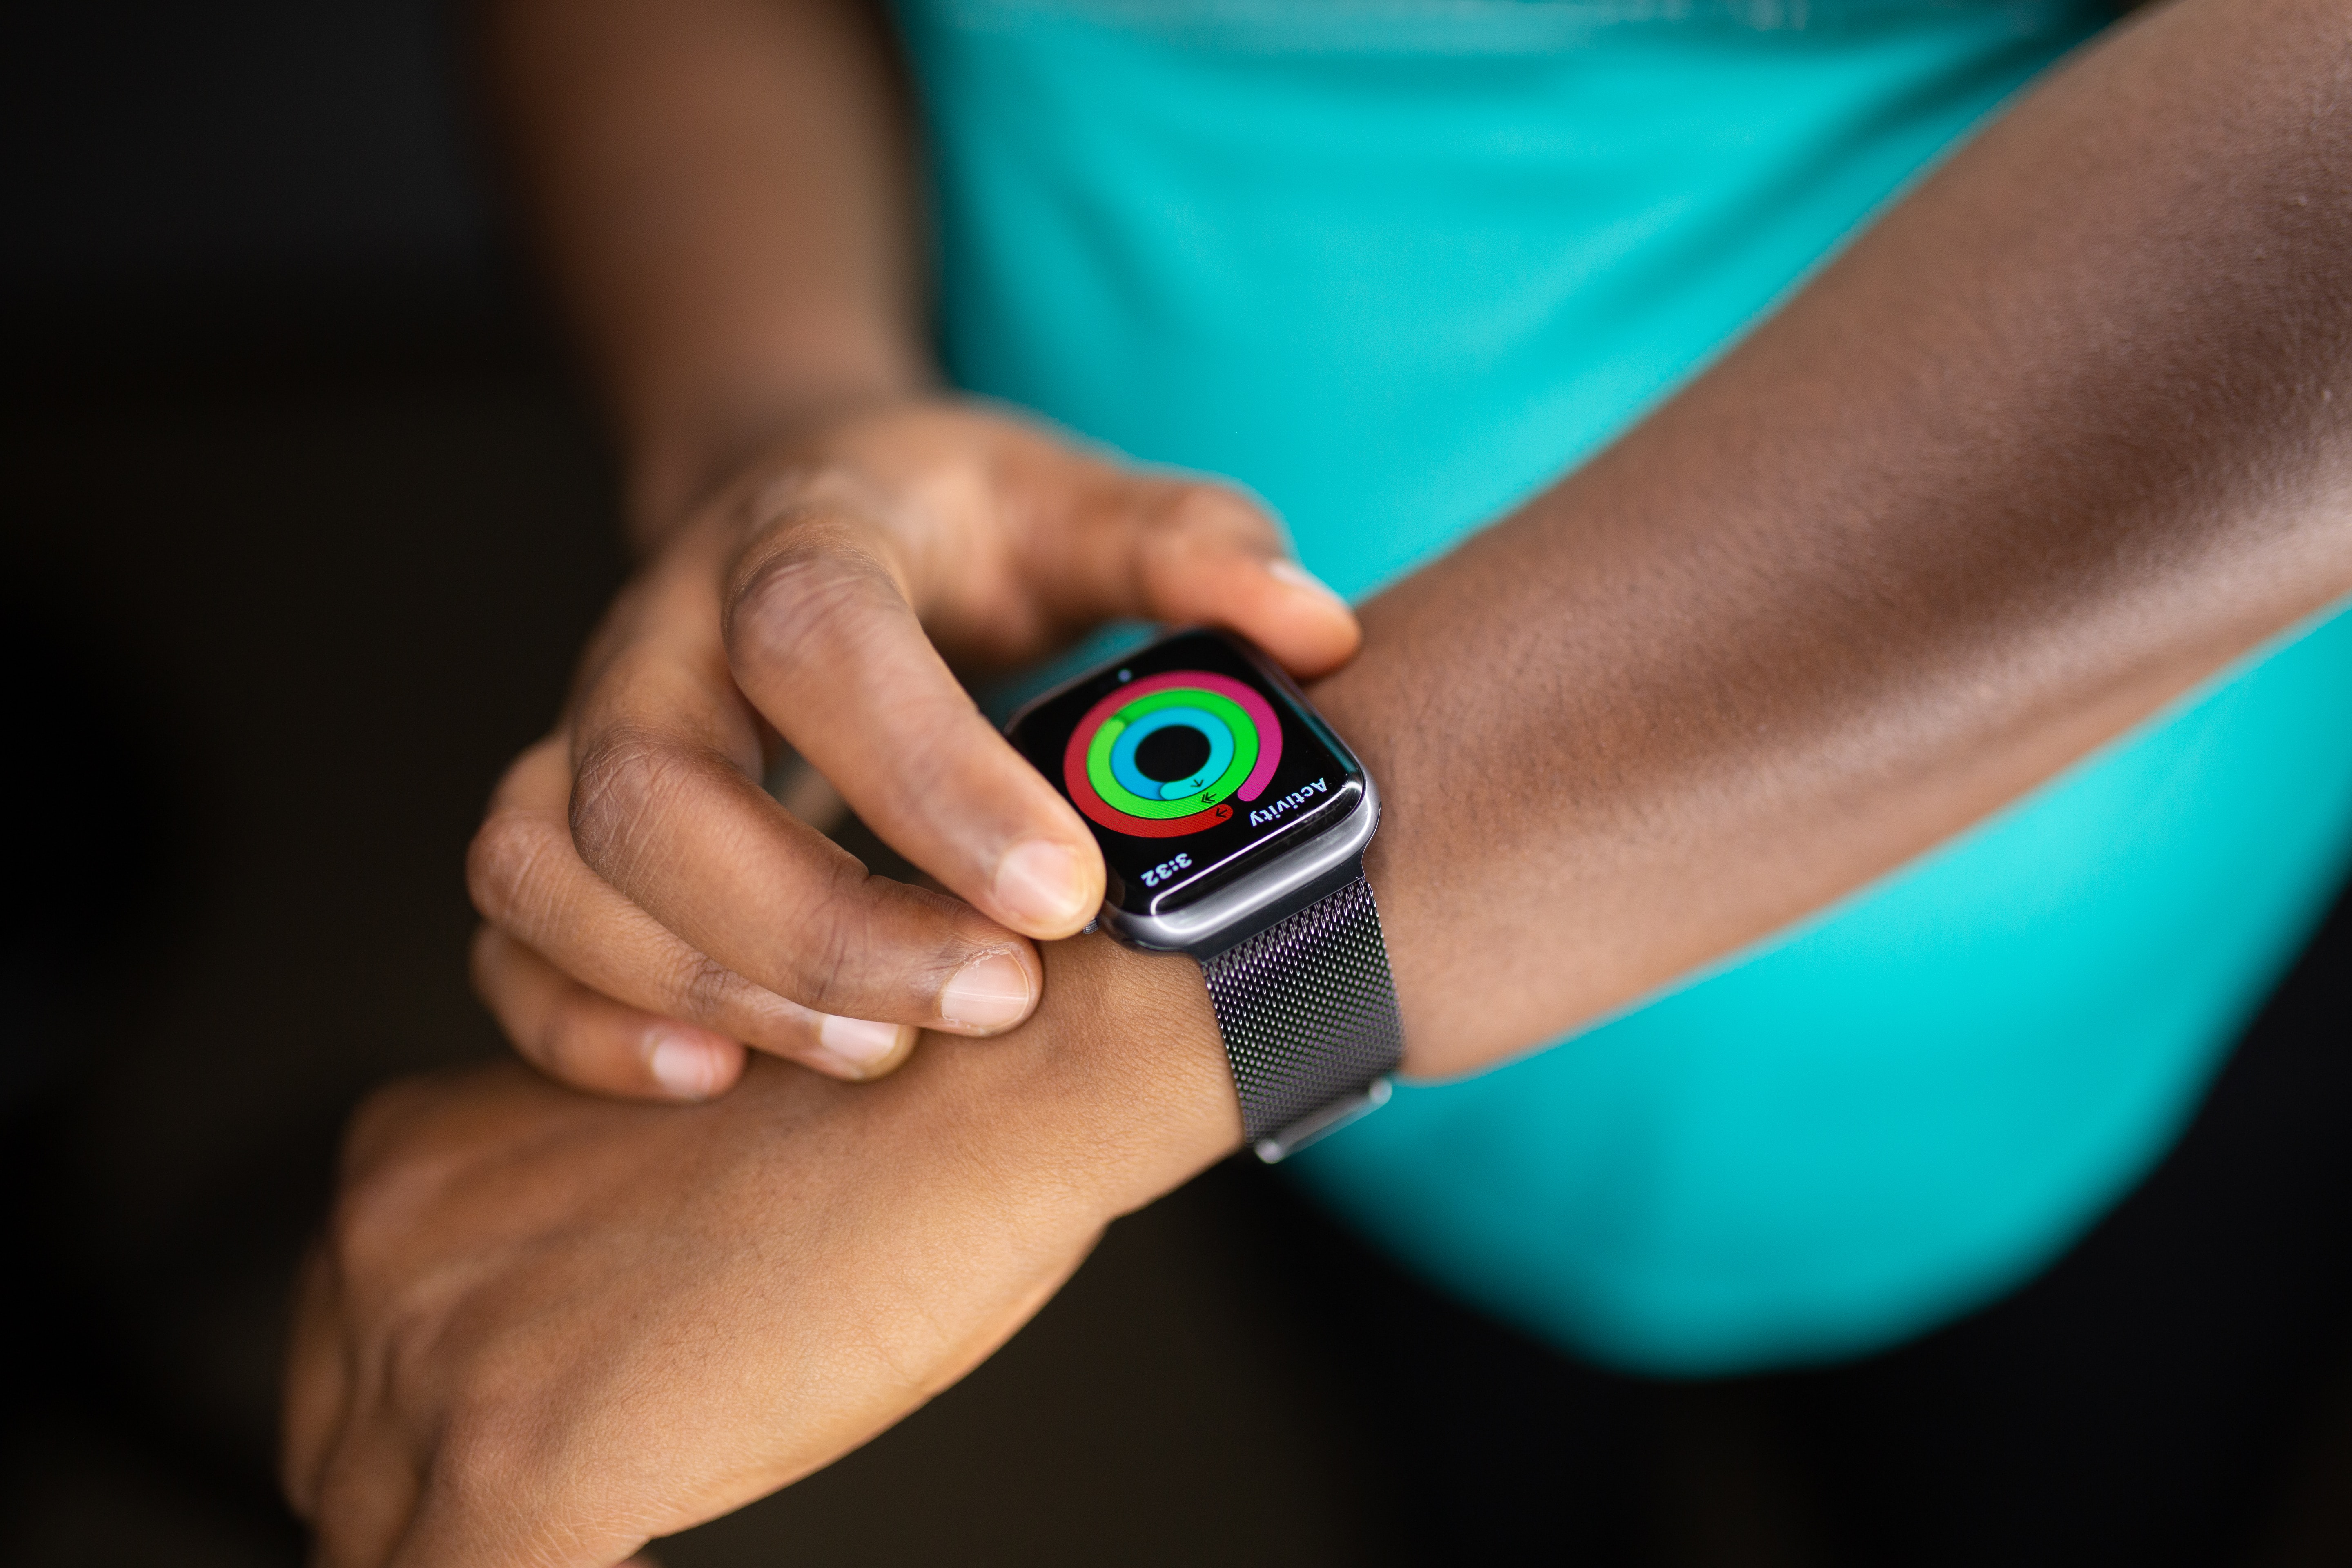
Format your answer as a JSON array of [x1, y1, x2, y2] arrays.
[[463, 0, 1363, 1100], [289, 0, 2352, 1559], [464, 405, 1359, 1096], [284, 941, 1234, 1568]]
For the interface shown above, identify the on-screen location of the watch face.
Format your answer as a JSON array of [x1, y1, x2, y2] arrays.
[[1005, 628, 1365, 917]]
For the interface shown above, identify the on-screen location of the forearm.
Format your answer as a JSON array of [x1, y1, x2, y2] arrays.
[[489, 0, 2352, 1116], [490, 0, 931, 541], [1317, 0, 2352, 1075]]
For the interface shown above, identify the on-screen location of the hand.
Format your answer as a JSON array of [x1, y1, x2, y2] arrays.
[[466, 399, 1359, 1102], [282, 936, 1238, 1567]]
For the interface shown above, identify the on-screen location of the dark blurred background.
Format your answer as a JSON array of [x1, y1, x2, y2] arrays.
[[9, 4, 2352, 1565]]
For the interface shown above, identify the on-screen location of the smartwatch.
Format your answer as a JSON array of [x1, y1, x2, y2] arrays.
[[1005, 627, 1402, 1161]]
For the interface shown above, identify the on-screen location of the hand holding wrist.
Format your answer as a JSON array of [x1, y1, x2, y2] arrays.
[[470, 396, 1356, 1109]]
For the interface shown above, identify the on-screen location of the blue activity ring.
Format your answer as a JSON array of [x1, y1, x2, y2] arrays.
[[1109, 705, 1235, 801]]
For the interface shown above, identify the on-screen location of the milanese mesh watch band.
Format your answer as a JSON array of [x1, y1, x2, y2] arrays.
[[1198, 875, 1405, 1162]]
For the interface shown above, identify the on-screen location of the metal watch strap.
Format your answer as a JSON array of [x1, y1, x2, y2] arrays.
[[1198, 875, 1405, 1163]]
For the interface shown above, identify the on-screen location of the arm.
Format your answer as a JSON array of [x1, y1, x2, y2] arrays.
[[469, 0, 1361, 1101], [490, 0, 929, 541], [291, 4, 2352, 1560], [1344, 0, 2352, 1071], [492, 0, 2352, 1087]]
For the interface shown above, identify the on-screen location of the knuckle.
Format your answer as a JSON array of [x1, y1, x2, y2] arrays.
[[797, 896, 869, 1014], [568, 729, 703, 878], [463, 807, 547, 924], [671, 951, 748, 1024], [787, 877, 981, 1015], [1163, 481, 1276, 547], [777, 871, 889, 1013], [325, 1164, 417, 1293], [326, 1078, 488, 1294], [726, 544, 899, 678]]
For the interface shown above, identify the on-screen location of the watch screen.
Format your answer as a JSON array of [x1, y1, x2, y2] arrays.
[[1004, 628, 1363, 916]]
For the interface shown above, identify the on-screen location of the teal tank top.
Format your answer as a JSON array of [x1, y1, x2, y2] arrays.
[[893, 0, 2352, 1372]]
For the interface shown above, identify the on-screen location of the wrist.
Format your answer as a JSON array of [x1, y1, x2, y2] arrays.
[[934, 932, 1243, 1221]]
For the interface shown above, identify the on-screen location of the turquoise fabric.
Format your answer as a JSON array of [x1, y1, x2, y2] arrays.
[[893, 0, 2352, 1371]]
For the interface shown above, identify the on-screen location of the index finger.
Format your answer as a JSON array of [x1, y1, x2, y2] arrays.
[[562, 520, 1054, 1031], [724, 506, 1107, 940]]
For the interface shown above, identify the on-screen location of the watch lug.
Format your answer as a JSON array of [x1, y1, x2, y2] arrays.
[[1252, 1078, 1393, 1163]]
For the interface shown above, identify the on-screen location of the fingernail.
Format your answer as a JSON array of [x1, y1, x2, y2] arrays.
[[816, 1013, 910, 1072], [1266, 557, 1347, 603], [648, 1032, 726, 1100], [992, 839, 1094, 931], [938, 952, 1034, 1032]]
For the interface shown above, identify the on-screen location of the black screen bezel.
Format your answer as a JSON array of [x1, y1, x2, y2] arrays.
[[1004, 629, 1364, 918]]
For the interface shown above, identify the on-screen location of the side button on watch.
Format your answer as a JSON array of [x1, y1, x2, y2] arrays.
[[1005, 626, 1403, 1160]]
